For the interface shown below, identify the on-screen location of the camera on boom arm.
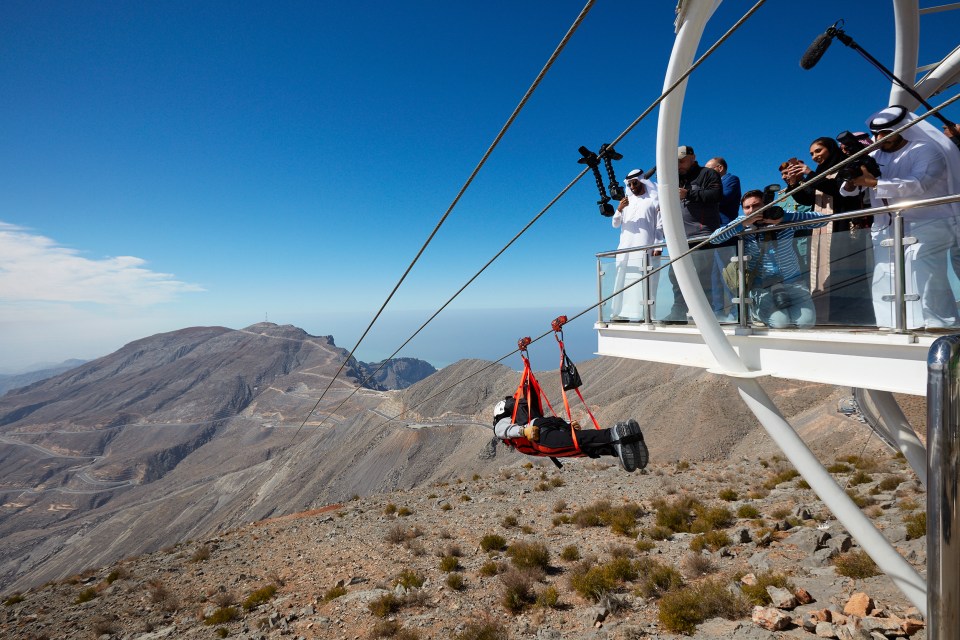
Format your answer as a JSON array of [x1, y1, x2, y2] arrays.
[[836, 130, 882, 182]]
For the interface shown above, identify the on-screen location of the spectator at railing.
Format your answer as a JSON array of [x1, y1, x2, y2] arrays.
[[610, 170, 662, 321], [777, 158, 814, 273], [665, 145, 724, 323], [786, 136, 875, 326], [705, 156, 742, 322], [841, 106, 960, 329], [709, 190, 828, 329]]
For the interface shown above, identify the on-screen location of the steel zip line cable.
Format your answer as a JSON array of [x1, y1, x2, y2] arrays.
[[377, 91, 960, 429], [287, 0, 596, 443], [302, 1, 770, 434]]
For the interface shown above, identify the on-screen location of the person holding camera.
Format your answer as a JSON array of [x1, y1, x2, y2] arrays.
[[709, 190, 828, 329], [786, 136, 875, 327], [840, 106, 960, 329]]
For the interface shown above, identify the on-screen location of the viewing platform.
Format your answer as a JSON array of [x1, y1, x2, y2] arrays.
[[594, 196, 960, 397]]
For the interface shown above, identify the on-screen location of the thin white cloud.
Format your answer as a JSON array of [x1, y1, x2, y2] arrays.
[[0, 222, 204, 305]]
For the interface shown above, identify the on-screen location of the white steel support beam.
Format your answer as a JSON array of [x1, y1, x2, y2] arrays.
[[659, 1, 927, 613]]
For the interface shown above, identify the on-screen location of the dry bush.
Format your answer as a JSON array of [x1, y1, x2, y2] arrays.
[[478, 561, 502, 577], [453, 619, 509, 640], [506, 541, 550, 571], [690, 530, 732, 553], [634, 557, 683, 599], [905, 511, 926, 540], [479, 533, 506, 552], [658, 577, 749, 634], [439, 556, 460, 572], [834, 551, 881, 579], [681, 552, 716, 578], [393, 570, 425, 590], [212, 589, 237, 608], [446, 573, 466, 591], [368, 593, 402, 618], [560, 545, 580, 562], [243, 584, 277, 611], [500, 568, 538, 613], [190, 544, 211, 563], [739, 571, 793, 606]]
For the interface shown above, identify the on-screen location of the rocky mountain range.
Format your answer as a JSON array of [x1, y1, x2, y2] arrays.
[[0, 360, 86, 396], [0, 321, 915, 600]]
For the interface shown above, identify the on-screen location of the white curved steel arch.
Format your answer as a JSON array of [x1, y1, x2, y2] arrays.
[[658, 0, 927, 613]]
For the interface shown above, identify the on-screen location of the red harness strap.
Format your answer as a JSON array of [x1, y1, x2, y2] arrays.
[[502, 338, 581, 462], [552, 316, 601, 436]]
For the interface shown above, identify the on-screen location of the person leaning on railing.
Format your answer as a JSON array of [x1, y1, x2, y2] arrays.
[[709, 190, 828, 329]]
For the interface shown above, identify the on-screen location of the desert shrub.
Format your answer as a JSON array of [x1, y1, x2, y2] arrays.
[[550, 476, 565, 488], [905, 511, 927, 540], [853, 457, 879, 471], [439, 556, 460, 572], [523, 462, 534, 469], [690, 530, 732, 553], [91, 615, 119, 636], [243, 584, 277, 611], [643, 525, 673, 541], [478, 561, 501, 577], [104, 567, 129, 584], [397, 507, 412, 517], [635, 539, 655, 552], [827, 462, 852, 473], [369, 593, 402, 617], [536, 585, 560, 608], [472, 473, 482, 481], [846, 490, 875, 508], [691, 505, 734, 533], [553, 499, 567, 513], [190, 544, 212, 563], [572, 500, 609, 528], [500, 568, 537, 613], [460, 495, 471, 502], [878, 475, 904, 491], [520, 524, 535, 534], [385, 525, 409, 544], [551, 515, 571, 526], [323, 585, 347, 601], [834, 550, 880, 579], [681, 552, 716, 578], [204, 606, 239, 625], [560, 545, 580, 562], [215, 628, 229, 639], [393, 570, 425, 590], [384, 503, 397, 515], [479, 533, 506, 552], [609, 544, 635, 559], [604, 557, 638, 582], [75, 587, 98, 604], [763, 468, 799, 489], [899, 497, 920, 511], [770, 506, 791, 519], [635, 558, 684, 599], [440, 503, 452, 511], [739, 572, 793, 606], [718, 488, 738, 501], [4, 593, 25, 606], [446, 573, 465, 591], [676, 460, 690, 470], [658, 577, 749, 634], [501, 514, 518, 528], [736, 504, 760, 519], [506, 541, 550, 571], [440, 542, 463, 558], [652, 496, 702, 533], [849, 470, 873, 486], [453, 620, 509, 640], [568, 564, 617, 602]]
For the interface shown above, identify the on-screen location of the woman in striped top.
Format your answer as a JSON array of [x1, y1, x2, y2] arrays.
[[710, 190, 828, 329]]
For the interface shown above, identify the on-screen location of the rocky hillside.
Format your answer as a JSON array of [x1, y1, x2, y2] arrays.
[[0, 451, 927, 640], [0, 323, 920, 604], [0, 360, 86, 397], [358, 357, 437, 390]]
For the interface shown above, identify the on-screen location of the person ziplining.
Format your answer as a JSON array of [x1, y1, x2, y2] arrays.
[[488, 317, 649, 472]]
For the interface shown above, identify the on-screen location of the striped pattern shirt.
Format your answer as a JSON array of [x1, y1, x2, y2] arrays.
[[710, 211, 827, 284]]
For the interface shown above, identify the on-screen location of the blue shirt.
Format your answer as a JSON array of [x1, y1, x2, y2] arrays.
[[709, 210, 827, 284]]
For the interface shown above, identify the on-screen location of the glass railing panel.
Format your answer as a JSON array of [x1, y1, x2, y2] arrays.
[[735, 231, 817, 329], [600, 249, 652, 323], [804, 222, 876, 327], [654, 242, 738, 324]]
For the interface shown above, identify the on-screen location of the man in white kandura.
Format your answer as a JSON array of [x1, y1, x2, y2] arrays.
[[610, 169, 662, 322], [841, 105, 960, 329]]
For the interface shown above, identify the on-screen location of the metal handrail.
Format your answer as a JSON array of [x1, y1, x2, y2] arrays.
[[926, 335, 960, 640]]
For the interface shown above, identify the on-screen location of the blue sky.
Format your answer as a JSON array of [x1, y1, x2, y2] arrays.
[[1, 1, 958, 372]]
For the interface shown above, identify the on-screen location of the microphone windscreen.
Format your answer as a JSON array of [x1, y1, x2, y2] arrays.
[[800, 32, 834, 70]]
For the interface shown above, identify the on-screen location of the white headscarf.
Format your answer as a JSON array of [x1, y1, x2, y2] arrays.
[[868, 105, 960, 218], [623, 169, 658, 201]]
